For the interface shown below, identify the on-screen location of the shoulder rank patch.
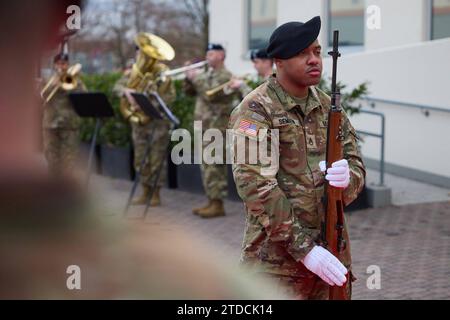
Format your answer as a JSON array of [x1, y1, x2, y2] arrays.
[[249, 101, 263, 111], [250, 112, 266, 122]]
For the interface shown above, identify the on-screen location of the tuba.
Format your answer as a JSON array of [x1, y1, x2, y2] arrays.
[[119, 32, 175, 125], [41, 63, 82, 104]]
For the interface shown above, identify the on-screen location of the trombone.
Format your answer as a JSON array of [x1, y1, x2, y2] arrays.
[[158, 60, 207, 82], [41, 63, 82, 104], [205, 73, 251, 97]]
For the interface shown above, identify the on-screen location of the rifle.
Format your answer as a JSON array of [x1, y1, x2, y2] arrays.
[[322, 30, 349, 300]]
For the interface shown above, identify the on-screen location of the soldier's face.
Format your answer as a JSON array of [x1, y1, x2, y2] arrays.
[[55, 61, 69, 73], [252, 58, 273, 77], [276, 40, 322, 87], [206, 50, 225, 68]]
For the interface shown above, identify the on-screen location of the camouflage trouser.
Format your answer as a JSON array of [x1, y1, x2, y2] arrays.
[[262, 273, 352, 300], [199, 127, 228, 200], [200, 163, 228, 200], [43, 128, 80, 176], [131, 120, 169, 188]]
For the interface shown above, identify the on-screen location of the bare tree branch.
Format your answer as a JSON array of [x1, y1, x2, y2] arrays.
[[71, 0, 210, 71]]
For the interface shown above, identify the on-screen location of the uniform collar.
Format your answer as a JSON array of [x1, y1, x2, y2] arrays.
[[268, 74, 322, 115], [207, 65, 225, 75]]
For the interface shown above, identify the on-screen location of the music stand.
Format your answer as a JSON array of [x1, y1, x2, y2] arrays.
[[130, 93, 164, 120], [69, 92, 114, 187], [140, 92, 180, 216], [123, 92, 180, 217], [149, 92, 180, 128]]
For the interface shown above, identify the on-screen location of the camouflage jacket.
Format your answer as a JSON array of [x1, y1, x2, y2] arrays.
[[185, 66, 248, 130], [149, 63, 176, 105], [250, 73, 271, 88], [112, 69, 131, 98], [42, 73, 86, 129], [229, 75, 366, 277]]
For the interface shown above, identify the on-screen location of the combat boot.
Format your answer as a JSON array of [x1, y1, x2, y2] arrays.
[[131, 184, 150, 205], [192, 199, 212, 215], [150, 187, 161, 206], [198, 199, 225, 218]]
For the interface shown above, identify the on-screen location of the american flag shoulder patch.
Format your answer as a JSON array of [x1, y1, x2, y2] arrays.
[[238, 119, 258, 137]]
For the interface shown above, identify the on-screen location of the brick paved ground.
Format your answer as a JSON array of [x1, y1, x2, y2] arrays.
[[92, 175, 450, 300]]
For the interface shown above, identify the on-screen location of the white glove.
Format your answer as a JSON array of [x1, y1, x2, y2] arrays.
[[319, 159, 350, 189], [302, 246, 348, 286]]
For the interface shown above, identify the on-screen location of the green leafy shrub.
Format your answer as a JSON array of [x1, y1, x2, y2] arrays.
[[318, 78, 369, 116], [171, 79, 196, 134], [79, 74, 369, 149], [79, 73, 131, 148]]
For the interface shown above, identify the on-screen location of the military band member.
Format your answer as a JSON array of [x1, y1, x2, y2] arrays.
[[229, 16, 366, 299], [112, 63, 133, 98], [250, 48, 274, 84], [119, 33, 176, 207], [184, 44, 250, 218], [41, 53, 86, 177]]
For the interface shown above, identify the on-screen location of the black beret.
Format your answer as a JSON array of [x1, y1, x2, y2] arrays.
[[250, 48, 270, 61], [206, 43, 225, 52], [266, 16, 321, 59], [53, 53, 69, 63]]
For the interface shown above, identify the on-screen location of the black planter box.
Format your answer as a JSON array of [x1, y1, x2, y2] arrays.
[[345, 185, 369, 212], [78, 142, 101, 174], [175, 163, 240, 201], [175, 161, 369, 211], [227, 165, 240, 201], [176, 163, 204, 194], [100, 145, 134, 180], [167, 152, 178, 189]]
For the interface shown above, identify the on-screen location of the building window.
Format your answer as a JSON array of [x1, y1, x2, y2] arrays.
[[432, 0, 450, 40], [329, 0, 364, 47], [248, 0, 277, 50]]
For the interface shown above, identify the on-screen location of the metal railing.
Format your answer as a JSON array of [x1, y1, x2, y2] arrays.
[[355, 97, 450, 186], [362, 97, 450, 116], [355, 109, 386, 186]]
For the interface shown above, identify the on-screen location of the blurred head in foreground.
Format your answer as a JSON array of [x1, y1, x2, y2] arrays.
[[0, 1, 289, 299], [0, 1, 81, 175]]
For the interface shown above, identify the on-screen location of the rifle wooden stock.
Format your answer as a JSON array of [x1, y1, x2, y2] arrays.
[[324, 106, 349, 300]]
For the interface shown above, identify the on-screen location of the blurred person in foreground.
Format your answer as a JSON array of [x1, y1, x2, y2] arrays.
[[0, 1, 288, 299]]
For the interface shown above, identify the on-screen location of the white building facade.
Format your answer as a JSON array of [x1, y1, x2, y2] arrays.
[[210, 0, 450, 188]]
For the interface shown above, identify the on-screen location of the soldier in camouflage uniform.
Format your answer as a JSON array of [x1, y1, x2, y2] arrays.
[[42, 53, 86, 177], [250, 48, 274, 84], [118, 35, 175, 206], [184, 44, 251, 218], [112, 67, 132, 97], [229, 17, 366, 299]]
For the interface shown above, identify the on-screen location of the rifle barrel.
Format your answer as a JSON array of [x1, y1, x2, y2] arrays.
[[329, 30, 340, 96]]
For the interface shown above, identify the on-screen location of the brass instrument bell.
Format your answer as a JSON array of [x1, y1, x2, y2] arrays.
[[40, 63, 82, 104]]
